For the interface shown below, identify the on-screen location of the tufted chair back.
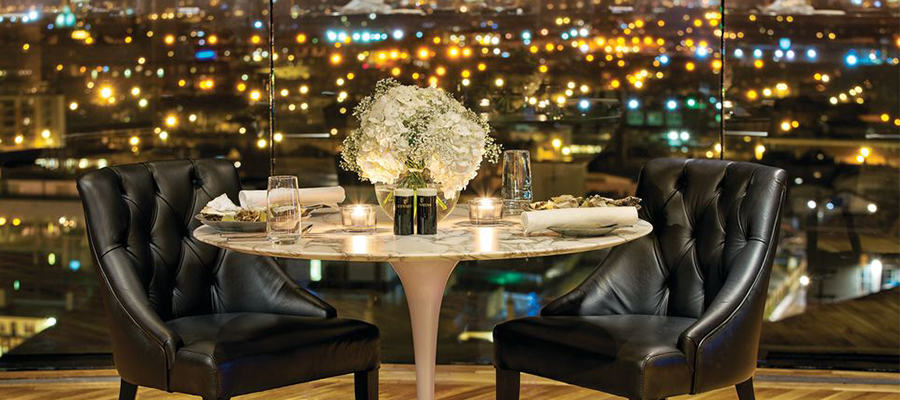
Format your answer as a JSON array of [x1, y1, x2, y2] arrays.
[[78, 159, 241, 321], [636, 158, 786, 318], [544, 158, 788, 321], [78, 159, 341, 391], [531, 159, 788, 394]]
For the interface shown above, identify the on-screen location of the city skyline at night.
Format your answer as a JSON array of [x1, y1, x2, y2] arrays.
[[0, 0, 896, 370]]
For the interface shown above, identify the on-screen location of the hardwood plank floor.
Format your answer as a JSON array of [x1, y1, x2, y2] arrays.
[[0, 365, 896, 400]]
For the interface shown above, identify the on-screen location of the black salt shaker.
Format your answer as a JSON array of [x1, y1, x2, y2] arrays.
[[416, 188, 437, 235], [393, 188, 415, 235]]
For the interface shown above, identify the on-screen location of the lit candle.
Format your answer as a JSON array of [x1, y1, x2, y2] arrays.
[[468, 197, 503, 225], [476, 198, 494, 219], [341, 204, 376, 231], [351, 205, 367, 226]]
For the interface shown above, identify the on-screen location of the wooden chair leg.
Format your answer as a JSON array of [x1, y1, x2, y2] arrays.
[[355, 369, 378, 400], [736, 377, 755, 400], [496, 368, 520, 400], [118, 380, 137, 400]]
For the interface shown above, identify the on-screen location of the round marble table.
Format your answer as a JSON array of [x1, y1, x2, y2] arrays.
[[194, 206, 652, 400]]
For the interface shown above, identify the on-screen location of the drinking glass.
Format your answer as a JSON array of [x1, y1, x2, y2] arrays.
[[267, 175, 302, 244], [501, 150, 532, 214]]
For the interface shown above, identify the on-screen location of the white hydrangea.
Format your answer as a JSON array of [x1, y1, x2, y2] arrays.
[[341, 79, 501, 194]]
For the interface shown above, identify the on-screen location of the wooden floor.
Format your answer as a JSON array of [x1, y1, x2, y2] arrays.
[[0, 365, 896, 400]]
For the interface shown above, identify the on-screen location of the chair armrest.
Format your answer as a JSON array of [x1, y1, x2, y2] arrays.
[[542, 234, 665, 316], [214, 250, 337, 318], [677, 239, 773, 392], [97, 249, 184, 388]]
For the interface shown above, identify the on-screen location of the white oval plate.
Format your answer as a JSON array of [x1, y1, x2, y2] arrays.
[[195, 216, 266, 232], [548, 224, 622, 237]]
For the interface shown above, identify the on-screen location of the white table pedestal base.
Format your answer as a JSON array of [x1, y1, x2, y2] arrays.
[[390, 259, 458, 400]]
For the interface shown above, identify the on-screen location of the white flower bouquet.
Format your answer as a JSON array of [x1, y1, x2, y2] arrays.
[[341, 79, 501, 196]]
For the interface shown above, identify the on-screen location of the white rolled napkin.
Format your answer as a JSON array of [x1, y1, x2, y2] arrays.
[[520, 207, 639, 235], [239, 186, 346, 209], [205, 193, 240, 212]]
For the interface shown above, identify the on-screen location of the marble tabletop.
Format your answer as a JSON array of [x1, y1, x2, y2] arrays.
[[193, 206, 653, 262]]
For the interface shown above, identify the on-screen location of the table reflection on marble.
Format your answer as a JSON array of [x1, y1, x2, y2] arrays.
[[194, 206, 652, 400]]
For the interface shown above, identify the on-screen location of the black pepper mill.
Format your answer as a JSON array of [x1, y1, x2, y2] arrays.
[[416, 188, 437, 235], [393, 188, 415, 235]]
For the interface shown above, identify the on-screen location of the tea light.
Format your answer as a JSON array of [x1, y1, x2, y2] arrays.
[[341, 204, 376, 231], [468, 198, 503, 225]]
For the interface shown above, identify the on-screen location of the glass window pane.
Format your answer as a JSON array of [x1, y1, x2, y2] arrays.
[[724, 5, 899, 369], [272, 0, 726, 364], [0, 1, 271, 363]]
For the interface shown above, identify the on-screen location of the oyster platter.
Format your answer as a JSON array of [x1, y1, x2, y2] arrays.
[[195, 194, 315, 232], [525, 194, 642, 211]]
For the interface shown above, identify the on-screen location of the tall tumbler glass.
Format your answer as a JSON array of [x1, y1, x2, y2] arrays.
[[267, 175, 302, 244], [501, 150, 532, 215]]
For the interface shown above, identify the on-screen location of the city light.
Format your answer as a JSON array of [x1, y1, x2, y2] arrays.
[[666, 100, 677, 110], [99, 86, 113, 99], [807, 200, 817, 209], [165, 115, 178, 127], [845, 54, 858, 66], [779, 38, 792, 50], [627, 99, 640, 110]]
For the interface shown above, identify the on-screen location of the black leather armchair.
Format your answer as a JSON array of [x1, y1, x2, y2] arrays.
[[77, 159, 380, 400], [493, 159, 787, 400]]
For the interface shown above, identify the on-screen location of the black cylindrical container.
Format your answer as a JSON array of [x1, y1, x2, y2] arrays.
[[416, 188, 437, 235], [393, 188, 415, 235]]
